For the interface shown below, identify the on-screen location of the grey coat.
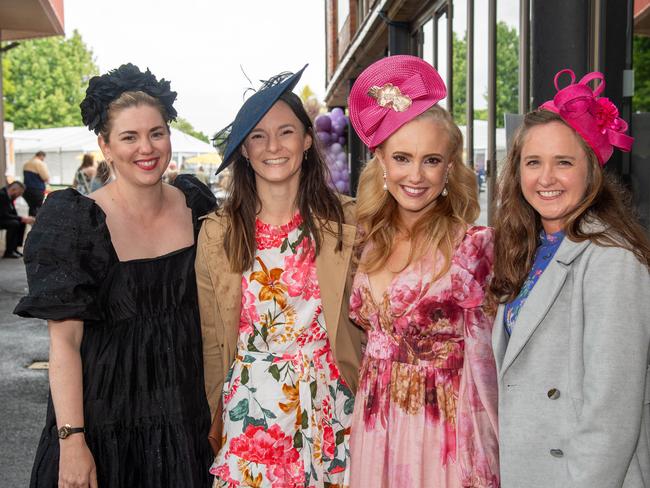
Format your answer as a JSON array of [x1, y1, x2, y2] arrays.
[[493, 235, 650, 488]]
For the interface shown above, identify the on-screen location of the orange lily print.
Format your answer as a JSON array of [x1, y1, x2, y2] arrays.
[[249, 257, 288, 309], [279, 382, 303, 429]]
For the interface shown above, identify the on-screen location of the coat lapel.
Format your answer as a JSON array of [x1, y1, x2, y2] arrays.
[[492, 304, 508, 373], [499, 237, 591, 378], [316, 222, 356, 348]]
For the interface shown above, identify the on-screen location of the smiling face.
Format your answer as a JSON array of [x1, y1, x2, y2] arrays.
[[520, 121, 591, 234], [240, 100, 312, 193], [98, 104, 171, 187], [375, 115, 452, 227]]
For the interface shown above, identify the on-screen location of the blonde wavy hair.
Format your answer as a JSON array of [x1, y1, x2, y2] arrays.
[[356, 105, 480, 280]]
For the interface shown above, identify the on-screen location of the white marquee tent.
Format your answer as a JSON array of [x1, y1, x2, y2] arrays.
[[9, 126, 216, 185]]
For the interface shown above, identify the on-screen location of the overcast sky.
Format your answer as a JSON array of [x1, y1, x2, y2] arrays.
[[63, 0, 519, 137], [64, 0, 327, 137]]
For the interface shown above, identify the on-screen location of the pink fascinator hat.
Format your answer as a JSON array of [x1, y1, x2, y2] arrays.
[[540, 69, 633, 166], [349, 55, 447, 151]]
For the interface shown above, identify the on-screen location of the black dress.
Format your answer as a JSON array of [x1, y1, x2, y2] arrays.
[[15, 175, 216, 488]]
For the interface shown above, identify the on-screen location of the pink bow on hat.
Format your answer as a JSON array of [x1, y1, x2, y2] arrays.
[[349, 55, 447, 150], [540, 69, 633, 165]]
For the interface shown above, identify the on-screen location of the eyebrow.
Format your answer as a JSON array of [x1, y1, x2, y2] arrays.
[[523, 154, 576, 160], [118, 126, 166, 136], [392, 150, 444, 158], [250, 123, 297, 133]]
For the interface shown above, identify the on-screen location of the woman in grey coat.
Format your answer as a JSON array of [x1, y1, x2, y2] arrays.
[[489, 69, 650, 488]]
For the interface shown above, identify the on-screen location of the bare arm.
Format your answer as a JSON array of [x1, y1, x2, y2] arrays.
[[48, 319, 97, 488]]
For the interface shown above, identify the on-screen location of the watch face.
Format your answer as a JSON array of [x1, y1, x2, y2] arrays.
[[58, 425, 71, 439]]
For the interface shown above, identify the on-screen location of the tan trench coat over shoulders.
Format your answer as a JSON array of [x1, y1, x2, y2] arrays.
[[196, 198, 363, 419]]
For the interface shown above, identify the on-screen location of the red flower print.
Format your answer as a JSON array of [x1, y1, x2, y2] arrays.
[[229, 424, 300, 465], [224, 376, 240, 404], [283, 238, 320, 299], [240, 277, 259, 335], [390, 281, 421, 316], [267, 461, 306, 488], [322, 421, 336, 459]]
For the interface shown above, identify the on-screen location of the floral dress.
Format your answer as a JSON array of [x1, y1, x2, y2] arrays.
[[348, 227, 499, 488], [211, 214, 354, 488]]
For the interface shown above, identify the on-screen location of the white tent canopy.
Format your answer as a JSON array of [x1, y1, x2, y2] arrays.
[[10, 126, 216, 185]]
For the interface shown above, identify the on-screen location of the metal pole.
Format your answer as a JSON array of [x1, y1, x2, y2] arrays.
[[466, 0, 474, 169], [446, 0, 454, 115], [0, 35, 6, 187], [487, 0, 497, 224], [519, 0, 530, 114], [432, 13, 438, 68]]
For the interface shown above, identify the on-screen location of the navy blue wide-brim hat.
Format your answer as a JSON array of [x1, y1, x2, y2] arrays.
[[214, 64, 308, 174]]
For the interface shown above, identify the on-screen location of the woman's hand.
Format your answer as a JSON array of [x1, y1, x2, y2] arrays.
[[58, 435, 98, 488]]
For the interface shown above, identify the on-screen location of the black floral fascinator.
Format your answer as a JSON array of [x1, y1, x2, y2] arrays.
[[80, 63, 178, 134], [213, 64, 308, 174]]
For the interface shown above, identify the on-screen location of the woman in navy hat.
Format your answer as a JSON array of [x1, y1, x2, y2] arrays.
[[197, 66, 363, 487]]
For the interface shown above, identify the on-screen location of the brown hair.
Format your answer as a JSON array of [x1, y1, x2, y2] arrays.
[[221, 91, 344, 273], [80, 153, 95, 169], [95, 160, 112, 185], [356, 105, 479, 280], [489, 110, 650, 308], [99, 91, 168, 142]]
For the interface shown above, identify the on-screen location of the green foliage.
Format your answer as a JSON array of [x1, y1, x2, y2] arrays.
[[2, 30, 98, 129], [633, 35, 650, 113], [451, 22, 519, 127], [171, 117, 209, 143]]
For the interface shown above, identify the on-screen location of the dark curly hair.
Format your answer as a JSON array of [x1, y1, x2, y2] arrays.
[[80, 63, 177, 135]]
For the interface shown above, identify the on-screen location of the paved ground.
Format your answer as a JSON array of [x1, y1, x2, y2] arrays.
[[0, 256, 49, 487]]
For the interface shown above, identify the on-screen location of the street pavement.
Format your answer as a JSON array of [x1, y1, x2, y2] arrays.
[[0, 187, 488, 487], [0, 255, 49, 487]]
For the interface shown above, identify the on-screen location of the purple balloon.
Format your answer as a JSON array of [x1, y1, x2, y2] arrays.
[[315, 114, 332, 132], [330, 143, 343, 155], [338, 136, 347, 146], [331, 107, 345, 120], [335, 180, 348, 193], [317, 131, 331, 145], [332, 120, 346, 136]]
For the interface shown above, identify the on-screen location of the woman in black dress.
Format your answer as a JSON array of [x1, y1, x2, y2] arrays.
[[15, 64, 215, 488]]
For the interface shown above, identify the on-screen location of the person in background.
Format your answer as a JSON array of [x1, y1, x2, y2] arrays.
[[490, 69, 650, 488], [73, 153, 97, 195], [198, 65, 362, 487], [89, 160, 113, 192], [15, 63, 215, 488], [23, 150, 49, 216], [0, 181, 34, 258], [347, 55, 499, 487]]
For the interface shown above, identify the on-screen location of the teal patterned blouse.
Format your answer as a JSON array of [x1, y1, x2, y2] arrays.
[[504, 230, 565, 336]]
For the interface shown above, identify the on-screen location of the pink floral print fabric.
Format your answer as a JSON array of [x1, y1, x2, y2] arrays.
[[211, 214, 354, 488], [349, 226, 500, 488]]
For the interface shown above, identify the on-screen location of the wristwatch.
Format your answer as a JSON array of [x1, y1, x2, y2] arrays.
[[57, 424, 85, 439]]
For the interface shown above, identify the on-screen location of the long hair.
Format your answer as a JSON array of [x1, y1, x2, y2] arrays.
[[356, 105, 479, 280], [221, 91, 344, 273], [80, 153, 95, 169], [489, 110, 650, 308]]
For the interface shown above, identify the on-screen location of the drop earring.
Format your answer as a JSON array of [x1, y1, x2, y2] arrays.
[[441, 172, 449, 197], [304, 150, 308, 161], [382, 169, 388, 191]]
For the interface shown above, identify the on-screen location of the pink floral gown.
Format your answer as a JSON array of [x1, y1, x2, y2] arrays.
[[349, 226, 499, 487], [211, 214, 354, 488]]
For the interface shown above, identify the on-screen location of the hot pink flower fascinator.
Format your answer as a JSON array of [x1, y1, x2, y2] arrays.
[[349, 55, 447, 151], [540, 69, 633, 166]]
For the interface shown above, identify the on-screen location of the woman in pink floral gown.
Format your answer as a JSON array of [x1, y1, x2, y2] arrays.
[[197, 67, 363, 487], [347, 56, 499, 487]]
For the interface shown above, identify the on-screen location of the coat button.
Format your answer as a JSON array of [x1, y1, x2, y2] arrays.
[[550, 449, 564, 458], [547, 388, 561, 400]]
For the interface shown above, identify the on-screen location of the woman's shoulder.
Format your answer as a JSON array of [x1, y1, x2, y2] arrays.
[[37, 188, 104, 229], [339, 194, 356, 226], [463, 225, 494, 249]]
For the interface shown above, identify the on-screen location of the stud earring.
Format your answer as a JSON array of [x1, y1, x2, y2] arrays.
[[382, 169, 388, 191], [304, 150, 308, 161]]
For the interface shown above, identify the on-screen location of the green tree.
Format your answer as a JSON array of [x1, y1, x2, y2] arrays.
[[171, 117, 209, 143], [633, 35, 650, 112], [2, 30, 98, 129], [451, 22, 519, 127]]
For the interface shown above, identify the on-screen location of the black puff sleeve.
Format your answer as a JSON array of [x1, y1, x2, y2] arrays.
[[14, 189, 112, 321], [172, 174, 217, 233]]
